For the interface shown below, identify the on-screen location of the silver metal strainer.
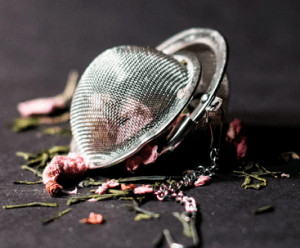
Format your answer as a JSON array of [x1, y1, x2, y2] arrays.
[[71, 46, 201, 168], [71, 28, 228, 169]]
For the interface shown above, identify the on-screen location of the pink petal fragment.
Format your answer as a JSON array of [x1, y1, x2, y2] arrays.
[[125, 143, 159, 173], [95, 179, 119, 195], [194, 175, 211, 187], [18, 97, 66, 117], [80, 212, 104, 224], [133, 185, 153, 194], [226, 119, 248, 161], [281, 173, 290, 178], [65, 187, 78, 195]]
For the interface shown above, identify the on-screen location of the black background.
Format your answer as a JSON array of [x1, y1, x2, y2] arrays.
[[0, 1, 299, 247]]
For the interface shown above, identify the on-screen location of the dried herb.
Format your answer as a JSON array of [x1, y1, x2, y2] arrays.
[[21, 165, 43, 177], [67, 191, 130, 206], [134, 213, 156, 221], [279, 152, 300, 162], [17, 145, 70, 177], [12, 117, 40, 132], [80, 175, 176, 187], [43, 208, 72, 224], [12, 113, 70, 132], [79, 178, 105, 187], [43, 126, 72, 137], [3, 202, 58, 209], [127, 200, 160, 221], [234, 162, 281, 190], [173, 212, 193, 238], [14, 180, 42, 185], [173, 212, 199, 245], [254, 205, 274, 215]]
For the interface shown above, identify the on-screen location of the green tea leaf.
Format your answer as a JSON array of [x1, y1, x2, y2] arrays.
[[134, 213, 158, 221], [14, 180, 42, 185], [254, 205, 274, 215], [173, 212, 193, 238], [3, 202, 58, 209], [43, 208, 72, 224], [12, 117, 39, 132]]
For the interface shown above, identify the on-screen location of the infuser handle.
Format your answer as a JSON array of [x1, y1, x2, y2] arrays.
[[157, 28, 228, 149]]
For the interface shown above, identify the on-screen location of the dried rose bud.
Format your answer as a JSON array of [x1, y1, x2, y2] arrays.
[[121, 184, 136, 191], [133, 185, 153, 194], [194, 175, 211, 187], [45, 180, 63, 197], [80, 212, 104, 224], [43, 154, 88, 196]]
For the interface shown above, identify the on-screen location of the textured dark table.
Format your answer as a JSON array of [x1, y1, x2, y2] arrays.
[[0, 1, 299, 247]]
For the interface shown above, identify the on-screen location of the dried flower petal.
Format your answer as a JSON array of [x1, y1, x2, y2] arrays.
[[121, 184, 136, 191], [64, 187, 78, 195], [281, 173, 290, 178], [125, 143, 159, 173], [226, 119, 248, 160], [80, 212, 104, 224], [43, 154, 88, 196], [18, 97, 66, 117], [194, 175, 211, 187], [133, 185, 153, 194], [17, 71, 78, 117], [95, 179, 119, 194]]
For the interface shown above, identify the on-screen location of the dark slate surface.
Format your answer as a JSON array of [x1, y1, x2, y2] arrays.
[[0, 0, 299, 247]]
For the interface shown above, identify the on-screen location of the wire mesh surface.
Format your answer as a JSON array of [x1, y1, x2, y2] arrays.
[[71, 46, 199, 167]]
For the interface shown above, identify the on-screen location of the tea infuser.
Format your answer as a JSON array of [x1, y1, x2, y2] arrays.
[[70, 28, 229, 169]]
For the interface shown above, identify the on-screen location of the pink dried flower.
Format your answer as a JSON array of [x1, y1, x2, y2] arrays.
[[95, 179, 119, 194], [80, 212, 104, 224], [194, 175, 211, 187], [281, 173, 290, 178], [226, 119, 248, 161], [18, 97, 66, 117], [121, 184, 136, 191], [236, 137, 247, 160], [125, 143, 159, 173], [133, 185, 153, 194], [42, 154, 88, 196]]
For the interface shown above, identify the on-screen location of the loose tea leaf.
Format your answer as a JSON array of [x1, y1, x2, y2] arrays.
[[279, 152, 300, 162], [16, 151, 35, 160], [67, 191, 130, 205], [173, 212, 193, 238], [43, 208, 72, 224], [43, 126, 72, 137], [254, 205, 274, 215], [234, 162, 281, 190], [79, 175, 176, 187], [3, 202, 58, 209], [12, 117, 40, 132], [21, 165, 43, 177], [134, 213, 157, 221], [14, 180, 42, 185], [127, 200, 160, 221], [18, 145, 70, 177]]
